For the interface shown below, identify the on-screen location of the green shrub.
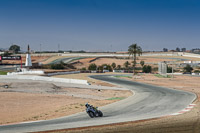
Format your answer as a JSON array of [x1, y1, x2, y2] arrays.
[[167, 66, 172, 73], [142, 65, 152, 73], [51, 63, 64, 69], [183, 64, 193, 73], [88, 63, 97, 70], [154, 74, 171, 78], [106, 97, 125, 100], [81, 67, 87, 70], [98, 64, 112, 71]]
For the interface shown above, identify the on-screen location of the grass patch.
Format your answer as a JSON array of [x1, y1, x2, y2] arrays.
[[0, 71, 7, 75], [33, 116, 39, 119], [114, 75, 132, 78], [154, 74, 172, 78], [106, 97, 125, 100]]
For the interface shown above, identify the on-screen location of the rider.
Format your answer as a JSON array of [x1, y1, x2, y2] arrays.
[[85, 103, 97, 110], [85, 103, 90, 108]]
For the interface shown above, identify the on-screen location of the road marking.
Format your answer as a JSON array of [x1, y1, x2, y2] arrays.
[[170, 104, 196, 116]]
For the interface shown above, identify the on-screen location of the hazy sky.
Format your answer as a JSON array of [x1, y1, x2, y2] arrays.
[[0, 0, 200, 52]]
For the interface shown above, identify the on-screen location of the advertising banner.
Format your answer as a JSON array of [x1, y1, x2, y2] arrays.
[[1, 56, 21, 60]]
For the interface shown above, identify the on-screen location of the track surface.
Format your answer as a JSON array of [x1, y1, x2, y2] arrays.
[[0, 75, 196, 133]]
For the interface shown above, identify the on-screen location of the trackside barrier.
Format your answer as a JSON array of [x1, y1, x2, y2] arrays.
[[0, 75, 88, 85], [47, 71, 80, 76], [167, 73, 183, 75], [7, 70, 44, 75], [192, 73, 200, 75]]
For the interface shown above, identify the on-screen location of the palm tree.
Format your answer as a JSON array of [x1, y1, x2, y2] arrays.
[[128, 44, 142, 75]]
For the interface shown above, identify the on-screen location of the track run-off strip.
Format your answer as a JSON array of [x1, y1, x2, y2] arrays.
[[170, 104, 196, 116]]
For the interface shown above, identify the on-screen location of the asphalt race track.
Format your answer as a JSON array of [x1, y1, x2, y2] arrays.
[[0, 75, 196, 133]]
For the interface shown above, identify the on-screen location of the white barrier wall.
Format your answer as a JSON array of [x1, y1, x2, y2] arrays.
[[7, 70, 44, 75], [0, 75, 88, 85]]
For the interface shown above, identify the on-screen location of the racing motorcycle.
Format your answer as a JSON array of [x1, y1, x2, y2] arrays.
[[85, 103, 103, 118]]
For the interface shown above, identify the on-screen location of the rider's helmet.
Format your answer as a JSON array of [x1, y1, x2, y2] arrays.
[[85, 103, 89, 107]]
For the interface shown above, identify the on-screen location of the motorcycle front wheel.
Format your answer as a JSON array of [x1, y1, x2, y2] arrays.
[[98, 110, 103, 117], [88, 112, 95, 118]]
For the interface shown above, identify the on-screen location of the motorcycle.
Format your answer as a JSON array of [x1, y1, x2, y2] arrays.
[[85, 104, 103, 118]]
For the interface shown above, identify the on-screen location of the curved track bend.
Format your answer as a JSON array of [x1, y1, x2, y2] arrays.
[[0, 75, 196, 133]]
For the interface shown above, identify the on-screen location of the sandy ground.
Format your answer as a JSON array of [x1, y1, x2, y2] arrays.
[[0, 81, 131, 125]]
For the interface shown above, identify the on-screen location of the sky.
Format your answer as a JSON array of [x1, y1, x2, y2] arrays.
[[0, 0, 200, 52]]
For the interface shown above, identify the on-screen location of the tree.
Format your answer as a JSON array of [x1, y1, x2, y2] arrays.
[[183, 64, 193, 73], [176, 47, 180, 52], [167, 66, 172, 73], [163, 48, 168, 52], [9, 44, 20, 53], [88, 63, 97, 70], [124, 61, 130, 69], [142, 65, 152, 73], [111, 62, 116, 70], [128, 44, 142, 75], [140, 60, 145, 67], [98, 64, 112, 71], [181, 48, 186, 52], [116, 65, 121, 70]]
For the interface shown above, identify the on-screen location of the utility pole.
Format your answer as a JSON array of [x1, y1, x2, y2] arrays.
[[172, 63, 174, 79], [40, 44, 42, 56], [58, 44, 60, 52]]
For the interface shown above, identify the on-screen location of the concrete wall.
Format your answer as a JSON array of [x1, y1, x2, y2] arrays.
[[0, 75, 88, 85]]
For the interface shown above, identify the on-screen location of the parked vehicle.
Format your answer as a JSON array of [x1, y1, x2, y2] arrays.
[[85, 103, 103, 118]]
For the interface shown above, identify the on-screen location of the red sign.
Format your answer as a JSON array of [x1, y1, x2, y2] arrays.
[[0, 56, 1, 61]]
